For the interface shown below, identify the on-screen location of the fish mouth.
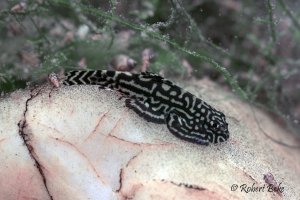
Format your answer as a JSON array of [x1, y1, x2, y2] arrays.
[[220, 129, 230, 140], [225, 131, 230, 139]]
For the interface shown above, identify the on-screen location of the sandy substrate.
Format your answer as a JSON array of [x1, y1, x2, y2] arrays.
[[0, 79, 299, 200]]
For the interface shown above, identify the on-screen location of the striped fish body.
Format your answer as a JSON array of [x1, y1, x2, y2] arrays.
[[63, 70, 229, 145]]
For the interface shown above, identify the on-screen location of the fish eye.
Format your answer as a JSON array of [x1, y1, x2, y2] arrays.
[[210, 121, 219, 130]]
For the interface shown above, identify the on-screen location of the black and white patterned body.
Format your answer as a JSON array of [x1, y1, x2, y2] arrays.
[[63, 70, 229, 145]]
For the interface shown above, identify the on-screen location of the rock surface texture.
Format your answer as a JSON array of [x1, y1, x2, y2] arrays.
[[0, 78, 299, 200]]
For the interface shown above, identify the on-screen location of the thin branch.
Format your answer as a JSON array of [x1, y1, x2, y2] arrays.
[[29, 16, 51, 45], [266, 0, 277, 44], [170, 0, 231, 57], [277, 0, 300, 32]]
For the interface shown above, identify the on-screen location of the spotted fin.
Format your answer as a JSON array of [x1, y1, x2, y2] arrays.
[[125, 98, 165, 124], [165, 109, 209, 145]]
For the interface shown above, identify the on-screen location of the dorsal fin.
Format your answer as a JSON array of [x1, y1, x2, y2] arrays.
[[141, 71, 163, 80], [140, 71, 173, 85]]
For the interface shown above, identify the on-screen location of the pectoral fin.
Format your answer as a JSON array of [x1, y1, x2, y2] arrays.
[[165, 109, 209, 145], [125, 98, 165, 123]]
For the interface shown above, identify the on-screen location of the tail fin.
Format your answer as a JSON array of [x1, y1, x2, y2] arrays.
[[63, 70, 99, 85]]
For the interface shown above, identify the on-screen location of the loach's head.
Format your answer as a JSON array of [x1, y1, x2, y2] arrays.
[[200, 106, 229, 144], [191, 101, 229, 145]]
